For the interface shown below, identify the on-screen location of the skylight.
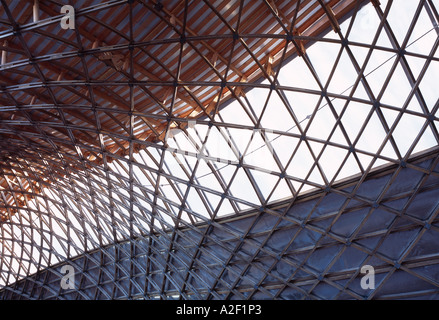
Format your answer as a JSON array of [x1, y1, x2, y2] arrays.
[[159, 0, 439, 220], [1, 0, 438, 290]]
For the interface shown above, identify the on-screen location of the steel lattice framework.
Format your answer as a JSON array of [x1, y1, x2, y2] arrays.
[[0, 0, 439, 300]]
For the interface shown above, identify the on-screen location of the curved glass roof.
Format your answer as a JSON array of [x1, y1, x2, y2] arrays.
[[0, 0, 438, 295]]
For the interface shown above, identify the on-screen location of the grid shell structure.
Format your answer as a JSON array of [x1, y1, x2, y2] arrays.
[[0, 0, 439, 300]]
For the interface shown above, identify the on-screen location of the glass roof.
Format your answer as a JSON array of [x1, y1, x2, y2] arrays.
[[1, 0, 438, 290], [157, 0, 439, 217]]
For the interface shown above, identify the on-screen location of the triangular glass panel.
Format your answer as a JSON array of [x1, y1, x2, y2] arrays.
[[248, 169, 279, 202], [341, 100, 373, 143], [335, 152, 363, 181], [282, 90, 322, 124], [381, 61, 413, 108], [219, 99, 256, 127], [270, 134, 300, 167], [244, 87, 271, 120], [363, 50, 397, 98], [392, 112, 428, 157], [405, 54, 428, 81], [204, 126, 239, 163], [349, 45, 372, 77], [306, 41, 341, 86], [356, 151, 375, 170], [308, 140, 324, 157], [418, 60, 439, 108], [352, 79, 373, 100], [405, 95, 426, 114], [268, 178, 295, 202], [356, 109, 388, 155], [162, 151, 189, 182], [319, 145, 349, 182], [212, 127, 252, 161], [380, 135, 400, 160], [307, 163, 326, 187], [259, 91, 298, 132], [203, 191, 222, 214], [306, 102, 337, 141], [386, 1, 420, 46], [186, 187, 211, 220], [244, 130, 280, 173], [277, 53, 321, 91], [215, 197, 236, 217], [228, 167, 261, 207], [286, 141, 315, 181], [412, 124, 438, 154], [329, 123, 350, 147], [347, 3, 382, 45], [406, 6, 438, 56], [327, 49, 360, 96]]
